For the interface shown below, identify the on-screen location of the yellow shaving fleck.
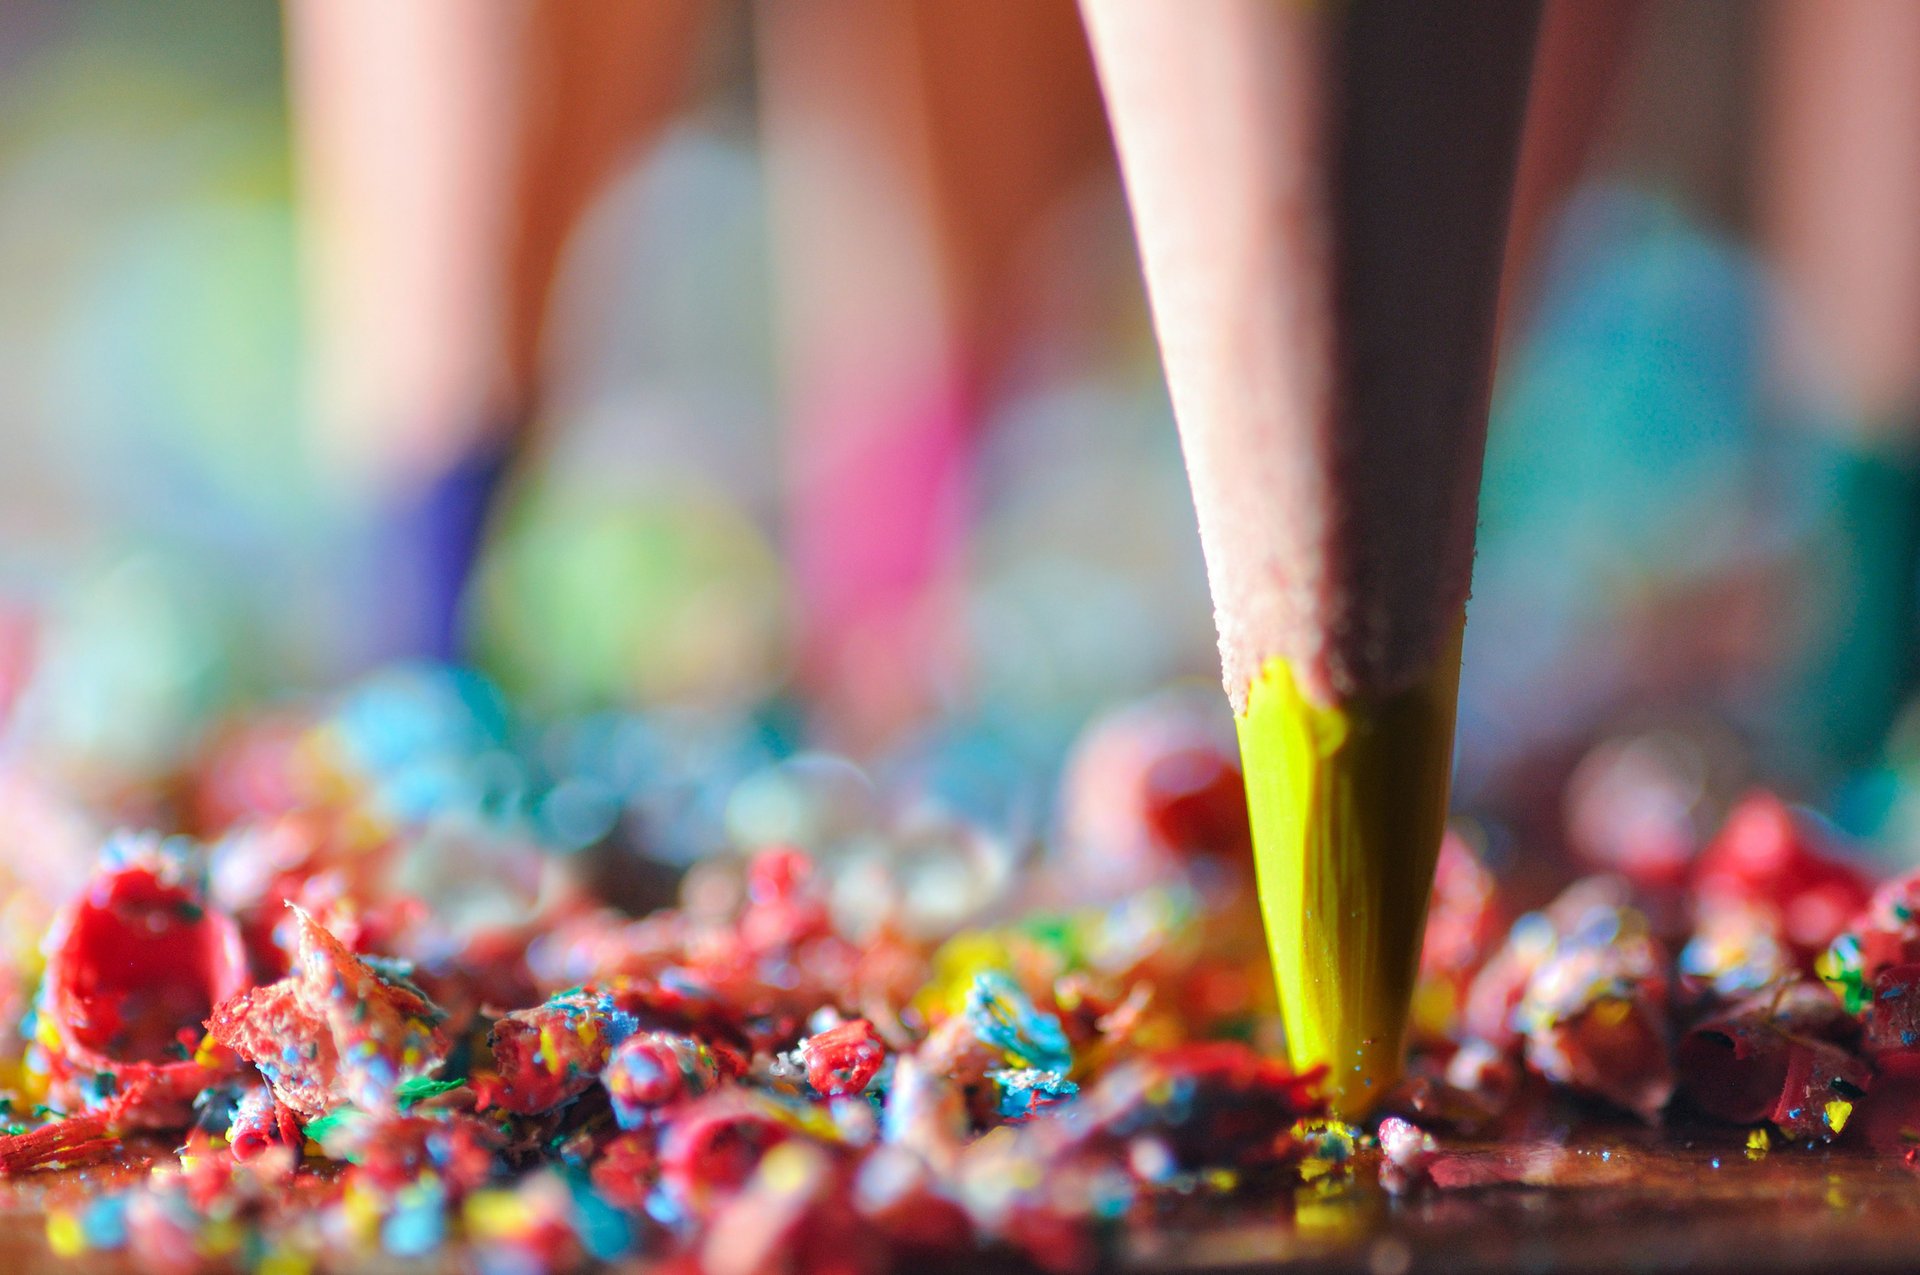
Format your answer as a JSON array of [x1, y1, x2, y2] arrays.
[[45, 1211, 84, 1258], [465, 1189, 534, 1240], [758, 1142, 820, 1195], [342, 1181, 382, 1242], [1825, 1099, 1854, 1135], [258, 1247, 313, 1275], [193, 1033, 225, 1067], [1589, 998, 1633, 1029], [200, 1218, 243, 1257]]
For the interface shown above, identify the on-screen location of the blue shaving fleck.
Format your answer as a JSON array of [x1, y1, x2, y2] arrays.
[[382, 1188, 448, 1257], [992, 1068, 1078, 1121], [80, 1196, 129, 1249], [568, 1173, 635, 1260], [964, 971, 1072, 1075]]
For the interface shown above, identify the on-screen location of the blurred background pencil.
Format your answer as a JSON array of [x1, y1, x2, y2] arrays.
[[1762, 0, 1920, 780], [756, 0, 1109, 750], [286, 0, 706, 662], [1500, 0, 1648, 342]]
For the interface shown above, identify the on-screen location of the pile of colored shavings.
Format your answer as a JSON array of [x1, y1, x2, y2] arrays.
[[1411, 788, 1920, 1157], [0, 672, 1331, 1273], [14, 670, 1920, 1271]]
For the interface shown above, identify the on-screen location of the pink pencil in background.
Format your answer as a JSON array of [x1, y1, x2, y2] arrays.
[[758, 0, 1109, 750]]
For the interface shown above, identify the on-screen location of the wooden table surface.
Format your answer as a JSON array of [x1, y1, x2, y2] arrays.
[[5, 1129, 1920, 1272], [1132, 1129, 1920, 1274]]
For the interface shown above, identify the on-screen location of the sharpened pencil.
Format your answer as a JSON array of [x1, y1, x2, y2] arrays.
[[1082, 0, 1541, 1115]]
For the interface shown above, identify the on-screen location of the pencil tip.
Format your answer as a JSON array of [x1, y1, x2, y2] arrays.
[[1236, 627, 1463, 1117]]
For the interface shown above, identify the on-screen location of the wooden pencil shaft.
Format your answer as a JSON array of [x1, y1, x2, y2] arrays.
[[1083, 0, 1540, 709]]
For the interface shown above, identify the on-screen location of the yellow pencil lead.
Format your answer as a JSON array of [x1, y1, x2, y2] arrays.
[[1236, 625, 1463, 1116]]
